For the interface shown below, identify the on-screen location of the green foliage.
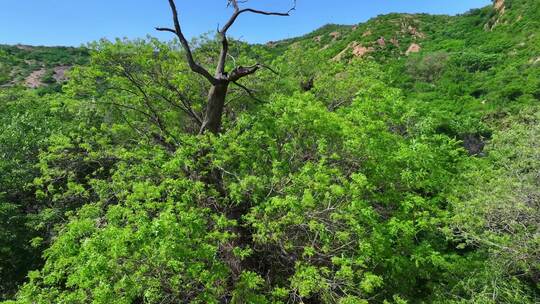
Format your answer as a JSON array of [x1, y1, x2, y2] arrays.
[[453, 51, 500, 72], [0, 88, 69, 298], [406, 52, 449, 83], [1, 0, 540, 303], [0, 44, 88, 87], [40, 69, 56, 84], [438, 107, 540, 303], [6, 58, 467, 302]]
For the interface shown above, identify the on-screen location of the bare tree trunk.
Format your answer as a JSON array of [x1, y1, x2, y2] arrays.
[[157, 0, 294, 135], [200, 81, 229, 134]]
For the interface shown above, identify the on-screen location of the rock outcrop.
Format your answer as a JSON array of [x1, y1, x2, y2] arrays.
[[405, 43, 421, 55], [494, 0, 505, 14], [24, 69, 45, 88], [486, 0, 506, 30], [332, 41, 374, 61], [329, 31, 341, 40], [352, 44, 374, 57], [53, 66, 70, 83]]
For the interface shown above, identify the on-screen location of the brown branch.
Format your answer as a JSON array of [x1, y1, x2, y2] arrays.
[[157, 87, 203, 126], [232, 81, 264, 103], [228, 64, 261, 82], [120, 67, 180, 146], [156, 0, 217, 84], [259, 63, 280, 76], [216, 34, 229, 76], [216, 0, 295, 76], [90, 100, 153, 120], [221, 1, 296, 35]]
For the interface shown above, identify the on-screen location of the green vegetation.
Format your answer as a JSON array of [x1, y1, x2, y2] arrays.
[[0, 45, 88, 86], [0, 0, 539, 302]]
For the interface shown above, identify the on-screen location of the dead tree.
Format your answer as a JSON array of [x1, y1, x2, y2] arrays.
[[157, 0, 295, 135]]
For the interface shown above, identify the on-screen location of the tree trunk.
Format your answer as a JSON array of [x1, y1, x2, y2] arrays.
[[200, 81, 229, 134], [199, 80, 250, 284]]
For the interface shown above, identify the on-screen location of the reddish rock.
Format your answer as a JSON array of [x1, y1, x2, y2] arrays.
[[53, 66, 71, 82], [332, 41, 373, 61], [405, 43, 421, 55], [352, 44, 374, 57], [329, 31, 341, 40], [377, 37, 386, 47], [494, 0, 505, 12], [24, 69, 45, 88], [408, 26, 425, 39]]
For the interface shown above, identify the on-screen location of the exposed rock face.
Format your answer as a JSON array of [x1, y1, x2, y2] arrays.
[[352, 44, 374, 57], [313, 35, 322, 42], [486, 0, 506, 30], [53, 66, 70, 82], [329, 31, 341, 40], [408, 26, 425, 39], [390, 38, 400, 47], [24, 69, 45, 88], [362, 30, 372, 37], [332, 41, 373, 61], [377, 37, 386, 47], [405, 43, 421, 55], [494, 0, 505, 13]]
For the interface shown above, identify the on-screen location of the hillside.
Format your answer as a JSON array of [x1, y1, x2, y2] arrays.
[[0, 44, 88, 92], [1, 0, 539, 303], [266, 0, 539, 149]]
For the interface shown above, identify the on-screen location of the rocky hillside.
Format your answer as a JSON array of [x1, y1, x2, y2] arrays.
[[268, 0, 539, 116], [268, 0, 539, 63], [0, 45, 88, 90], [0, 0, 539, 302]]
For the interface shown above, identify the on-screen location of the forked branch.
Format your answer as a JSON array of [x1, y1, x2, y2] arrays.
[[217, 0, 295, 76], [221, 0, 296, 35], [158, 0, 294, 82], [156, 0, 217, 84]]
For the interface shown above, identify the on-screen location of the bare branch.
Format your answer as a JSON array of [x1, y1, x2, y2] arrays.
[[91, 100, 153, 120], [221, 1, 296, 35], [228, 64, 260, 82], [216, 34, 230, 75], [259, 63, 280, 76], [216, 0, 295, 75], [157, 0, 217, 84], [232, 81, 264, 103], [154, 27, 176, 34], [228, 62, 278, 82], [162, 82, 204, 125]]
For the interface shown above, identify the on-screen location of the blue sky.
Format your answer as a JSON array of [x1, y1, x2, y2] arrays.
[[0, 0, 492, 47]]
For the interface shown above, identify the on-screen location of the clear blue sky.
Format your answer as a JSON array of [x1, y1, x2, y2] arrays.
[[0, 0, 492, 47]]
